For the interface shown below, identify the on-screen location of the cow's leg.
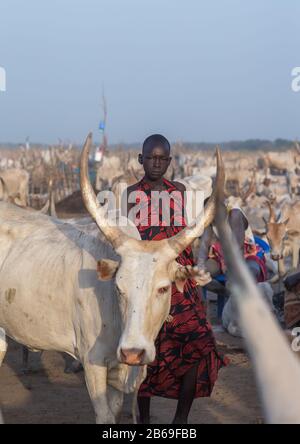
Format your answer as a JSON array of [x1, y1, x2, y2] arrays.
[[107, 385, 124, 423], [292, 243, 299, 270], [0, 328, 7, 367], [21, 346, 29, 374], [84, 363, 115, 424], [63, 354, 83, 374]]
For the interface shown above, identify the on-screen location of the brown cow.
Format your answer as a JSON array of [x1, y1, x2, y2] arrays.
[[263, 201, 300, 271]]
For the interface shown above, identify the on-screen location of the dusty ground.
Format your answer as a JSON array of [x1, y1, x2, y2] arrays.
[[0, 324, 263, 424]]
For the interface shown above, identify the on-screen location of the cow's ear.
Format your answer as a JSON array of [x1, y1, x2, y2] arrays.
[[287, 228, 299, 236], [97, 259, 119, 280]]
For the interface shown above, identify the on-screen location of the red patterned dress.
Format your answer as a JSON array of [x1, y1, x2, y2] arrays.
[[135, 177, 228, 399]]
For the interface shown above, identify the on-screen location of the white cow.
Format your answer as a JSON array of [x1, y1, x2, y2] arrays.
[[95, 155, 123, 190], [0, 169, 29, 206], [0, 134, 223, 423]]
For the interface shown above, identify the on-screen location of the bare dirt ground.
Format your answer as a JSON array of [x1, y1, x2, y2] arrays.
[[0, 327, 263, 424]]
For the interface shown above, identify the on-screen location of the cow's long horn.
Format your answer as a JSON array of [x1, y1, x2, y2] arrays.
[[49, 178, 57, 218], [241, 171, 256, 202], [39, 178, 57, 217], [130, 167, 139, 182], [167, 147, 225, 257], [267, 200, 276, 223], [216, 204, 300, 424], [80, 133, 125, 248]]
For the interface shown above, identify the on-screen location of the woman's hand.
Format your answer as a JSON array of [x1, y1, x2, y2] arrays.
[[176, 264, 212, 287]]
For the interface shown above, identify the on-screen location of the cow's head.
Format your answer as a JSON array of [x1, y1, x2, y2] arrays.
[[225, 171, 256, 209], [264, 201, 289, 260], [80, 133, 224, 365]]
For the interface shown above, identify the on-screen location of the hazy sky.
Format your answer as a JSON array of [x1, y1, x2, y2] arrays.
[[0, 0, 299, 144]]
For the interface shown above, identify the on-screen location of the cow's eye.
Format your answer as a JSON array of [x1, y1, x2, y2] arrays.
[[158, 286, 170, 294]]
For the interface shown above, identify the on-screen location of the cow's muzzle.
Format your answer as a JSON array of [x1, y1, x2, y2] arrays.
[[120, 348, 145, 366]]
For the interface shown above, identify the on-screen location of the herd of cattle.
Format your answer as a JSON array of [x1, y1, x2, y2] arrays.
[[0, 136, 300, 423]]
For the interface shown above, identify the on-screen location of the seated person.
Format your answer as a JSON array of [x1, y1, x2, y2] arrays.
[[198, 201, 267, 298]]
